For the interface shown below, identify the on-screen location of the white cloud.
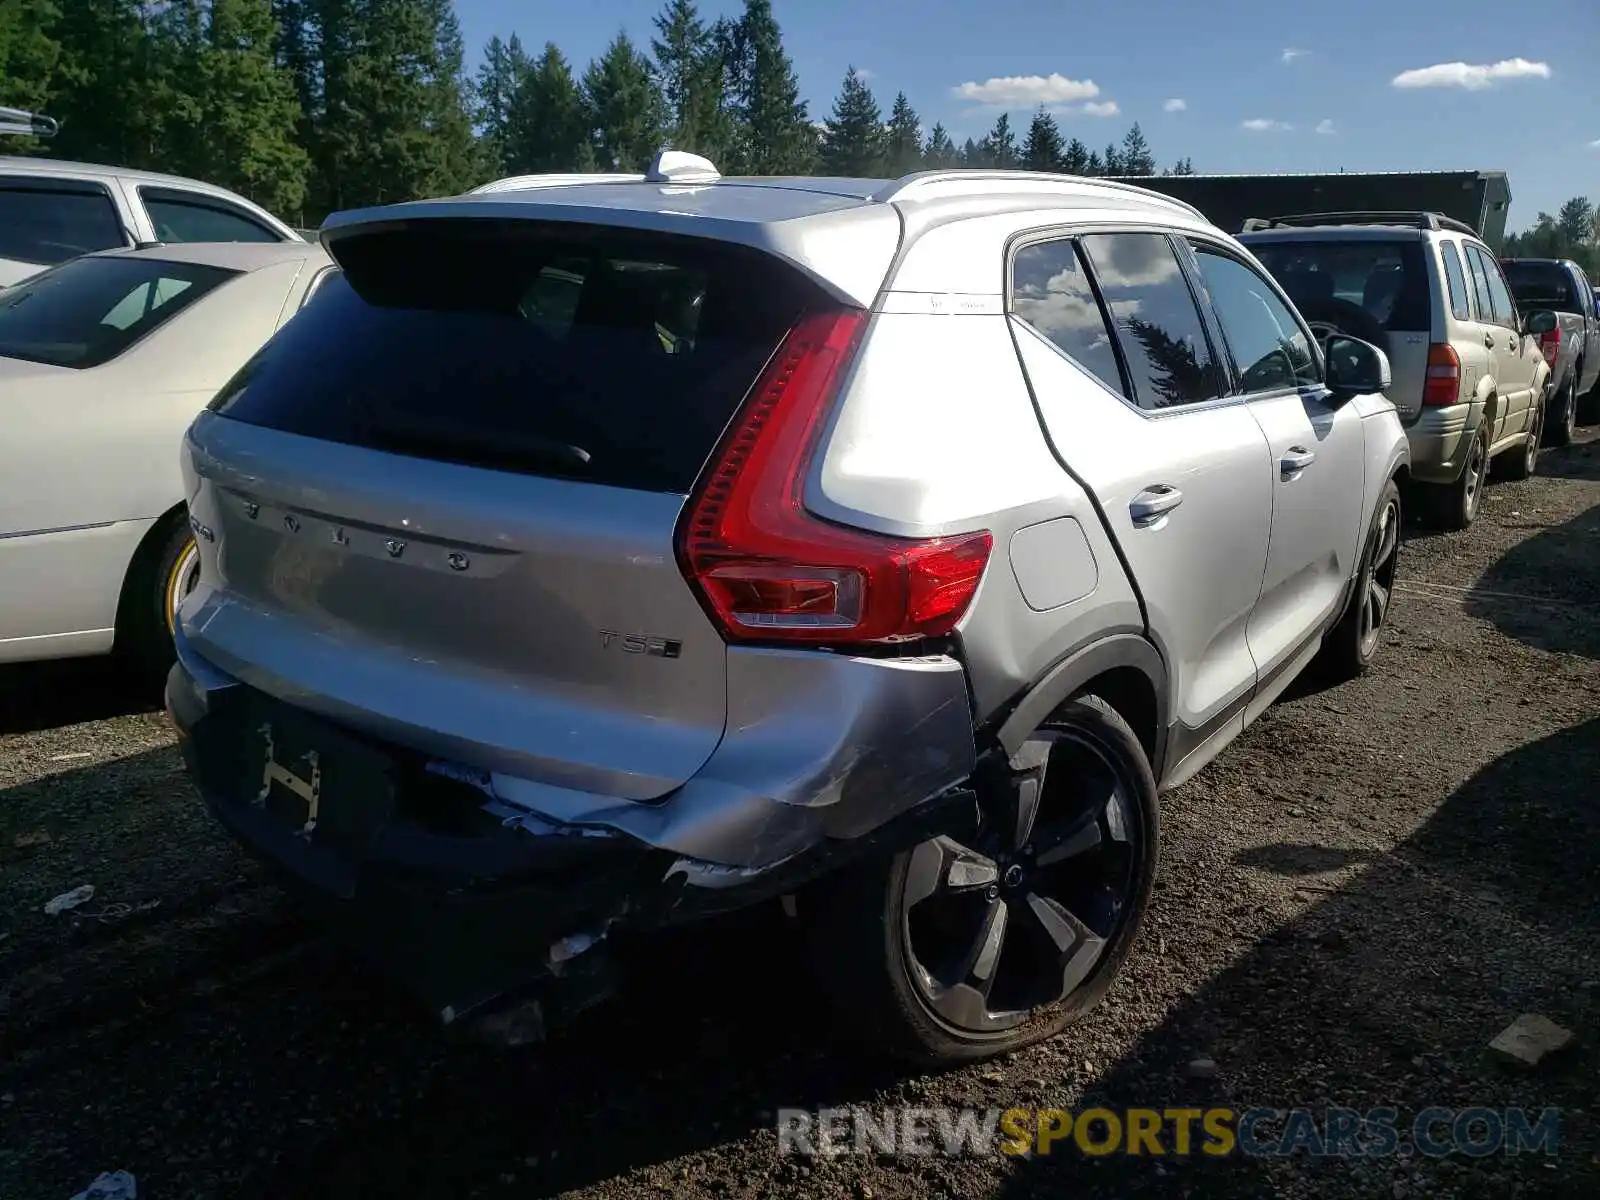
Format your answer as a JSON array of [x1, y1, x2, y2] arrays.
[[951, 72, 1100, 108], [1587, 137, 1600, 148], [1315, 118, 1336, 135], [1162, 98, 1187, 112], [1281, 48, 1309, 64], [1391, 58, 1551, 90], [1081, 100, 1121, 117], [1242, 118, 1293, 132], [855, 67, 874, 81]]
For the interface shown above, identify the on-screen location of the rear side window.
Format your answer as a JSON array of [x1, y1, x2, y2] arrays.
[[1009, 238, 1125, 396], [1248, 238, 1431, 331], [1439, 242, 1471, 321], [208, 220, 827, 493], [0, 182, 126, 266], [1463, 245, 1494, 322], [0, 255, 237, 368], [143, 190, 281, 244], [1077, 232, 1224, 410], [1472, 247, 1517, 327], [1500, 260, 1576, 310]]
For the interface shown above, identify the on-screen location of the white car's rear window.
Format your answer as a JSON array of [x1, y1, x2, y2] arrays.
[[0, 255, 237, 368]]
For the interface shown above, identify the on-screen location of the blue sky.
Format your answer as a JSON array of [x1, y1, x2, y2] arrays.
[[455, 0, 1598, 228]]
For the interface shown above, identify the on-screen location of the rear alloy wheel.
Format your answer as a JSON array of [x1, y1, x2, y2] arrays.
[[1422, 422, 1487, 531], [1546, 377, 1577, 448], [118, 515, 201, 688], [1319, 479, 1401, 681], [801, 696, 1159, 1067]]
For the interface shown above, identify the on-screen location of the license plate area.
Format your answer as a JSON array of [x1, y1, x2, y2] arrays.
[[222, 694, 396, 898]]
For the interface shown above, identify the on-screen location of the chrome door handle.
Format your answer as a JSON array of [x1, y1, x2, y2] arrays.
[[1484, 333, 1496, 349], [1130, 485, 1184, 528], [1280, 447, 1316, 477]]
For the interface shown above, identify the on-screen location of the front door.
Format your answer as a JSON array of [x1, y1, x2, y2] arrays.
[[1185, 241, 1368, 690]]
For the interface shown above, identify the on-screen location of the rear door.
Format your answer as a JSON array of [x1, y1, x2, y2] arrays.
[[183, 219, 833, 800], [1007, 230, 1272, 764], [1471, 245, 1539, 437], [1185, 240, 1366, 690]]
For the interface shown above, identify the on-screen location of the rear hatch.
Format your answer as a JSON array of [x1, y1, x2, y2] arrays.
[[182, 216, 838, 800], [1501, 260, 1578, 313], [1247, 236, 1434, 421]]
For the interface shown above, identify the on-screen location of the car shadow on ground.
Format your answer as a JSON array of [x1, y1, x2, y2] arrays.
[[8, 720, 1597, 1199], [988, 716, 1600, 1198], [0, 657, 160, 736], [1461, 485, 1599, 661]]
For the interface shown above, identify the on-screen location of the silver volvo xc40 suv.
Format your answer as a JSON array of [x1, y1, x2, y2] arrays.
[[168, 154, 1409, 1066]]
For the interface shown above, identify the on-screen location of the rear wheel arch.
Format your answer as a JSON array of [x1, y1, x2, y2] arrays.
[[994, 634, 1167, 773], [113, 501, 192, 680]]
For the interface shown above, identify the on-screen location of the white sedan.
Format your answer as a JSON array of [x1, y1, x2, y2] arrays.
[[0, 240, 336, 679]]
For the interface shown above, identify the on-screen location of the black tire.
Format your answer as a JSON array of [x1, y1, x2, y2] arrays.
[[1318, 480, 1401, 682], [1417, 420, 1488, 531], [1296, 298, 1388, 353], [798, 695, 1159, 1068], [1499, 391, 1543, 481], [116, 512, 200, 688], [1545, 376, 1576, 448]]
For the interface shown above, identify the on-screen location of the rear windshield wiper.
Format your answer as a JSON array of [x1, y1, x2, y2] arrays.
[[361, 414, 593, 475]]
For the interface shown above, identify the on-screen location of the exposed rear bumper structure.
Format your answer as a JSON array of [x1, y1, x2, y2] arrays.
[[167, 627, 979, 1032]]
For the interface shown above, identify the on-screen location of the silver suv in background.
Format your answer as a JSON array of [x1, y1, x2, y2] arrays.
[[168, 156, 1409, 1066], [1240, 212, 1556, 530], [0, 155, 303, 287]]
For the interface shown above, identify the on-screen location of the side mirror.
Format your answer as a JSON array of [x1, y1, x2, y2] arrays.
[[1325, 335, 1391, 397], [1523, 308, 1557, 336]]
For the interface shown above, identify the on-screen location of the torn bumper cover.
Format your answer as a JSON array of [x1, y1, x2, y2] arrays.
[[167, 635, 978, 1026]]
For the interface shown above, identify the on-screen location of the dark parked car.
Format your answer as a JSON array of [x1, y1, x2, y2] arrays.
[[1500, 257, 1600, 442]]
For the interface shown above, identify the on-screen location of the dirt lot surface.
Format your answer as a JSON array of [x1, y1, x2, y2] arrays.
[[3, 434, 1597, 1200]]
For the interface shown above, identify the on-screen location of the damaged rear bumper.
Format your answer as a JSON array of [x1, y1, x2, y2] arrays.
[[167, 628, 978, 1029]]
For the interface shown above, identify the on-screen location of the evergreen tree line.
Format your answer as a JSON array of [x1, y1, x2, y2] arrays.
[[1501, 197, 1600, 279], [1, 0, 1192, 225]]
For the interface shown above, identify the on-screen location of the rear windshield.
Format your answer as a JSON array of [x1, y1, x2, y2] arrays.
[[1500, 261, 1577, 310], [1248, 239, 1431, 331], [0, 255, 237, 368], [208, 220, 825, 494]]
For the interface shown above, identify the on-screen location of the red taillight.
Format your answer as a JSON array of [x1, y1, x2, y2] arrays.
[[677, 308, 993, 645], [1539, 324, 1560, 367], [1422, 343, 1462, 407]]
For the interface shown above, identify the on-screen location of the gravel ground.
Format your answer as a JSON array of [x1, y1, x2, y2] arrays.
[[2, 433, 1597, 1200]]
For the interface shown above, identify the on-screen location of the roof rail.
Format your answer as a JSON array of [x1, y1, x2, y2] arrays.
[[468, 172, 644, 195], [0, 105, 57, 138], [872, 170, 1208, 221], [1240, 210, 1480, 237]]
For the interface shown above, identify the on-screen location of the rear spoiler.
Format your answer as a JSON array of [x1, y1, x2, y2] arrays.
[[0, 106, 58, 138]]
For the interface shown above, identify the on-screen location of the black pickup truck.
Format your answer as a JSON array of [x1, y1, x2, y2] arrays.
[[1500, 257, 1600, 443]]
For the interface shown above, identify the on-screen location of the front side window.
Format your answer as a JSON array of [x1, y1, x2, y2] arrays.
[[143, 190, 280, 244], [0, 255, 237, 368], [1009, 237, 1125, 397], [1190, 246, 1320, 393], [1439, 242, 1471, 321], [1077, 232, 1224, 410], [0, 182, 127, 266]]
